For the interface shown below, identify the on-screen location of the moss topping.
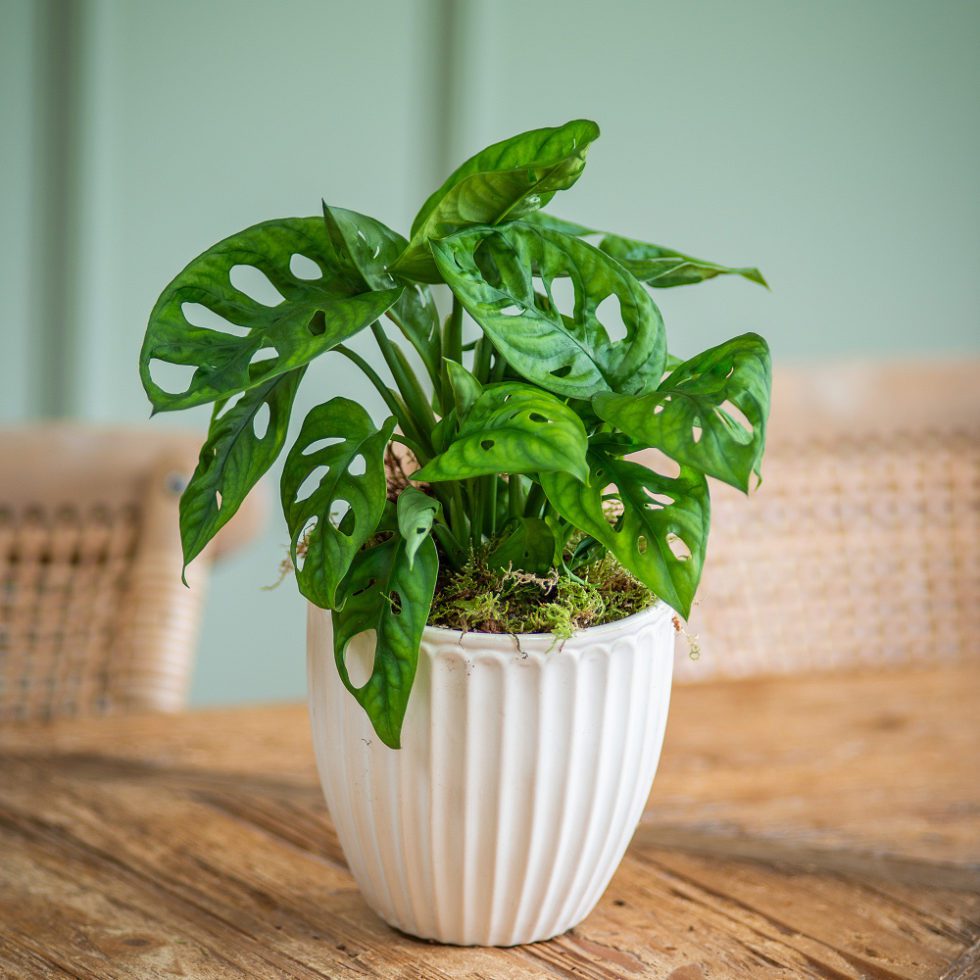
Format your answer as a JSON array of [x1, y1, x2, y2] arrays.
[[427, 549, 656, 639]]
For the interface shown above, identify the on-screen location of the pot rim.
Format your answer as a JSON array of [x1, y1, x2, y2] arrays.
[[420, 598, 671, 650]]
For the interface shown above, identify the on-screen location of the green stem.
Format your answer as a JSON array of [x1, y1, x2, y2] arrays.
[[508, 474, 524, 519], [524, 481, 547, 519], [473, 336, 492, 385], [384, 308, 442, 395], [487, 476, 498, 538], [432, 522, 465, 568], [490, 350, 507, 382], [370, 322, 437, 455], [335, 344, 423, 448], [388, 432, 425, 462]]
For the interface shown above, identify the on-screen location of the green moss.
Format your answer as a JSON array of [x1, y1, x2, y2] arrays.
[[427, 548, 656, 637]]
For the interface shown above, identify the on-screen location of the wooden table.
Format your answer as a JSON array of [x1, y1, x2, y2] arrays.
[[1, 665, 978, 978]]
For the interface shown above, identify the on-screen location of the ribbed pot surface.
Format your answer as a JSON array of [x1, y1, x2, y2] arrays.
[[307, 602, 675, 946]]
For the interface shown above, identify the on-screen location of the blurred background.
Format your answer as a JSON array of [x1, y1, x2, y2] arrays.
[[2, 0, 978, 706]]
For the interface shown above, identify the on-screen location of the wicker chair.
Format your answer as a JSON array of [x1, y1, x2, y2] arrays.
[[0, 424, 265, 723], [637, 359, 980, 682]]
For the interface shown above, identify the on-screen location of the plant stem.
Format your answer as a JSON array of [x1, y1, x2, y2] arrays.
[[335, 344, 425, 449], [370, 322, 437, 455], [487, 475, 498, 537], [508, 474, 524, 519], [473, 336, 492, 385], [524, 481, 547, 519], [388, 432, 425, 461], [432, 522, 465, 568]]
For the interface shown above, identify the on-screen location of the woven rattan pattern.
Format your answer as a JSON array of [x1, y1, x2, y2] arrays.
[[0, 504, 140, 722], [675, 425, 980, 681], [0, 424, 265, 725]]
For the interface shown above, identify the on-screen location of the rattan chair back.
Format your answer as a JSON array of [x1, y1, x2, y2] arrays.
[[0, 424, 263, 722], [640, 359, 980, 682]]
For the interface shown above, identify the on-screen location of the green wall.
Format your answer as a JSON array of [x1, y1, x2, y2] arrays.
[[3, 0, 979, 704]]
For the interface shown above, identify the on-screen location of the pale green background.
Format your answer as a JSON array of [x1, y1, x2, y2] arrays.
[[3, 0, 978, 704]]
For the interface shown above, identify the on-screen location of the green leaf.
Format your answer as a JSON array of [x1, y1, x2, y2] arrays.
[[593, 333, 771, 493], [322, 204, 442, 382], [280, 398, 394, 609], [540, 450, 710, 618], [600, 234, 768, 289], [179, 366, 304, 576], [413, 382, 589, 483], [394, 119, 600, 282], [140, 217, 401, 412], [333, 534, 438, 748], [525, 212, 768, 289], [396, 487, 441, 570], [487, 517, 555, 575], [445, 359, 483, 419], [432, 222, 666, 399]]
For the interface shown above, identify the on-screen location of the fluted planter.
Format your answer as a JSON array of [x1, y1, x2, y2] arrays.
[[307, 601, 675, 946]]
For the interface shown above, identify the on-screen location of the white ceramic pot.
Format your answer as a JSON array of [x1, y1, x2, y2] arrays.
[[307, 601, 675, 947]]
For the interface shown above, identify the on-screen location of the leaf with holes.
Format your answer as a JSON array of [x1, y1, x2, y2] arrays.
[[179, 366, 304, 577], [525, 212, 768, 290], [487, 518, 556, 575], [322, 204, 442, 383], [393, 119, 600, 282], [280, 398, 395, 609], [333, 534, 438, 748], [140, 217, 401, 412], [396, 487, 441, 570], [593, 333, 771, 493], [413, 383, 589, 483], [540, 450, 709, 617], [432, 223, 666, 400]]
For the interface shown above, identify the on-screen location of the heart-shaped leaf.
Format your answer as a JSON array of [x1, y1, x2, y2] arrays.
[[322, 205, 442, 383], [593, 333, 771, 492], [413, 382, 589, 483], [487, 517, 556, 575], [525, 212, 767, 289], [281, 398, 394, 609], [333, 534, 439, 748], [432, 223, 666, 400], [396, 487, 441, 570], [540, 450, 709, 618], [140, 217, 401, 412], [179, 366, 304, 576], [393, 119, 600, 282]]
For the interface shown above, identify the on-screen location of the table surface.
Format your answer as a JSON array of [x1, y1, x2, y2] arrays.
[[1, 664, 978, 979]]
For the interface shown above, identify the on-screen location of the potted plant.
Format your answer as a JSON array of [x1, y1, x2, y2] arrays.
[[140, 119, 770, 946]]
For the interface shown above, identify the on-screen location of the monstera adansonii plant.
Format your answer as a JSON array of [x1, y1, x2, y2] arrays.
[[139, 119, 771, 748]]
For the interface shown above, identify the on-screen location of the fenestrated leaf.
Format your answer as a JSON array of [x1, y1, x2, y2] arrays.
[[333, 534, 438, 749], [593, 333, 771, 493], [179, 365, 304, 577], [280, 398, 394, 609], [396, 487, 441, 570], [322, 204, 442, 382], [140, 217, 401, 412], [432, 223, 666, 400], [525, 212, 768, 289], [393, 119, 600, 282], [487, 517, 556, 575], [540, 450, 710, 618], [413, 382, 589, 483]]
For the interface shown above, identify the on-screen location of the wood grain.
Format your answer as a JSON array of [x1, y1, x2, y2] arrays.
[[1, 665, 977, 978]]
